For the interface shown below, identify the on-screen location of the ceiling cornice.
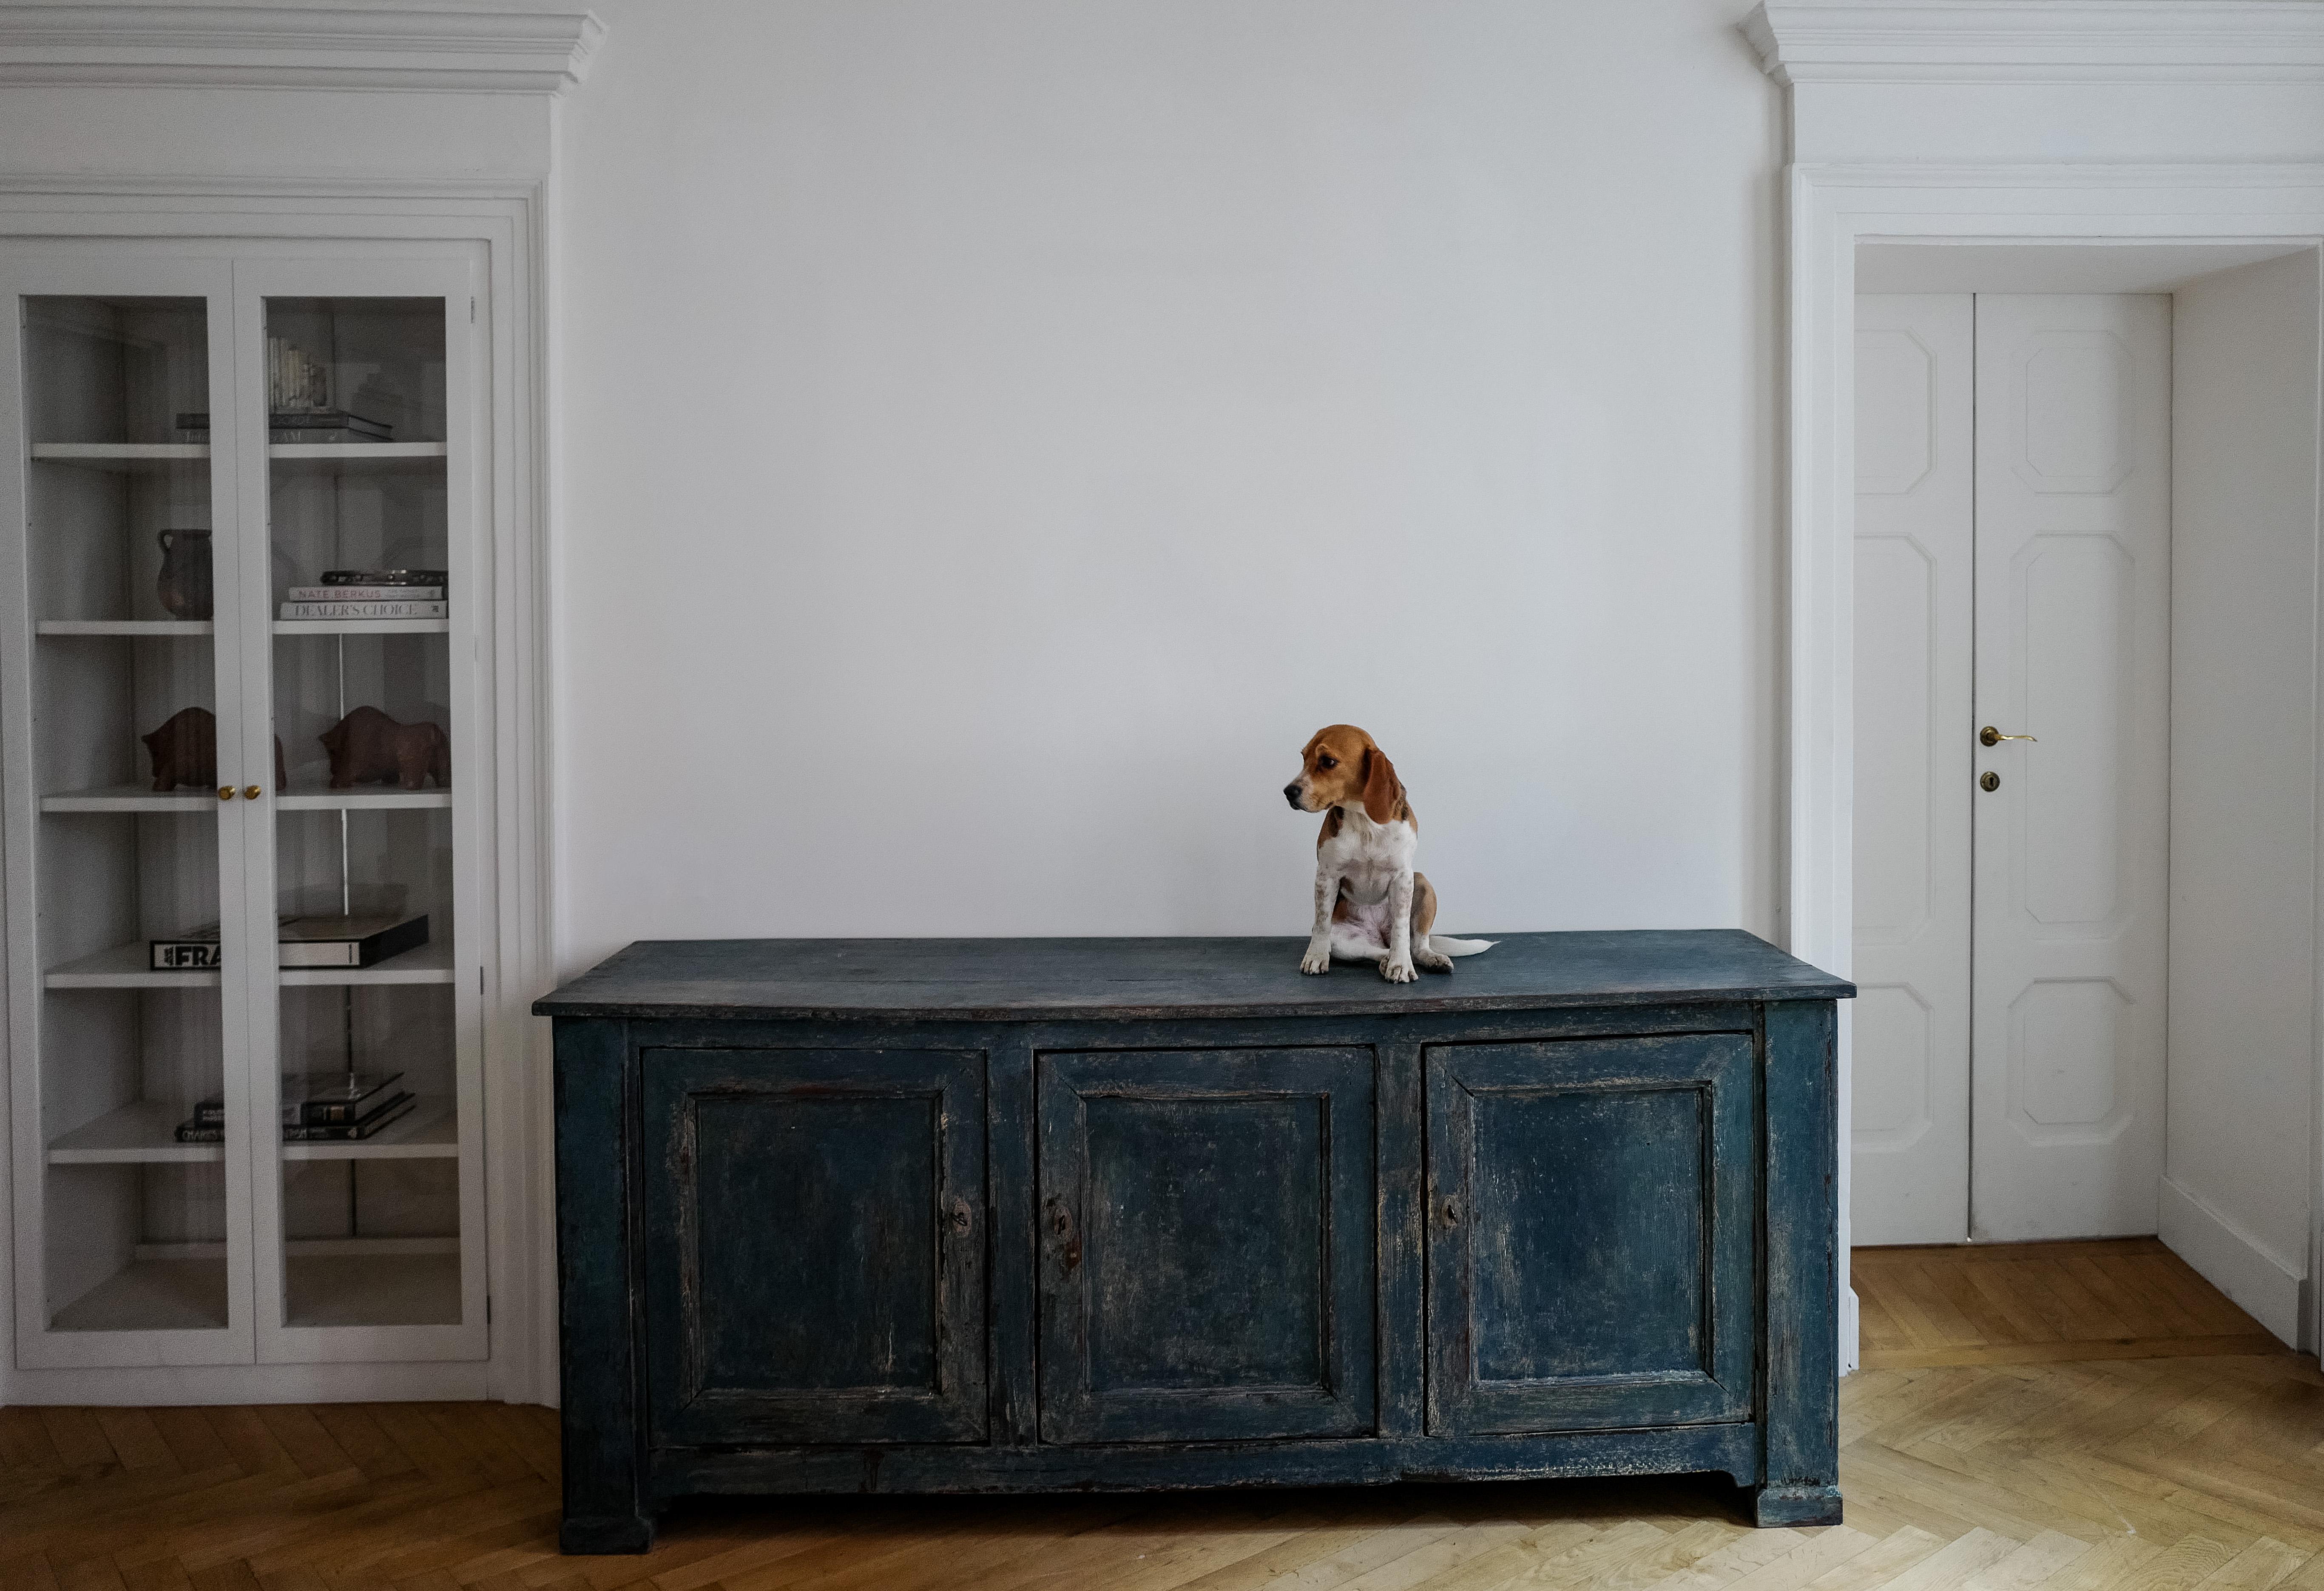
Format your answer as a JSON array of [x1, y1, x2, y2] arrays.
[[0, 5, 602, 93], [1743, 1, 2324, 85]]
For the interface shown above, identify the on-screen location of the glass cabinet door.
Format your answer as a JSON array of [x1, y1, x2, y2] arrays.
[[240, 267, 486, 1361], [1, 264, 258, 1364]]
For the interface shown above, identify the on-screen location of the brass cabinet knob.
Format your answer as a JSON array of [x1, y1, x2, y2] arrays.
[[243, 785, 262, 800], [1980, 726, 2037, 747], [217, 785, 235, 800]]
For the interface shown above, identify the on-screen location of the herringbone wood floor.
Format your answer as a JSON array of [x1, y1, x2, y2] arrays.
[[4, 1243, 2320, 1591]]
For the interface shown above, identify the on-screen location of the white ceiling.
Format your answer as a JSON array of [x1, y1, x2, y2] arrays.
[[1855, 241, 2316, 295]]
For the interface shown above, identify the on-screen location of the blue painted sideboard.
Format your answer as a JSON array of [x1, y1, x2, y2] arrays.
[[537, 930, 1851, 1553]]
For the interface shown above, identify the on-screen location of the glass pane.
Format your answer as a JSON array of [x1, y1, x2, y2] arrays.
[[25, 297, 230, 1332], [265, 295, 460, 1330], [25, 296, 213, 622]]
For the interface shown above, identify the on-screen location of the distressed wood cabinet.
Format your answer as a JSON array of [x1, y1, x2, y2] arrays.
[[539, 930, 1850, 1552]]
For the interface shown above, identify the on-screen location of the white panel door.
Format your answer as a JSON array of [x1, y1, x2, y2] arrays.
[[1852, 295, 1975, 1245], [1971, 294, 2171, 1241]]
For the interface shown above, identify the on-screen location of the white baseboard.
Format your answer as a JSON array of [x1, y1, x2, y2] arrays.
[[1842, 1285, 1861, 1373], [0, 1357, 492, 1406], [2157, 1175, 2303, 1346]]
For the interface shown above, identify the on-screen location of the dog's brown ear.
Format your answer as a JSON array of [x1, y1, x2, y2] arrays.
[[1361, 746, 1403, 824]]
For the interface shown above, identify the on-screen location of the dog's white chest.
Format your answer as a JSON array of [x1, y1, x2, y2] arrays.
[[1324, 813, 1414, 905]]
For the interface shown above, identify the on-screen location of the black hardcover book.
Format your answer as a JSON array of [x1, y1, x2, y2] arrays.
[[193, 1071, 409, 1127], [175, 409, 392, 439], [282, 1071, 406, 1125], [320, 568, 448, 587], [185, 1094, 419, 1142], [152, 914, 429, 972], [281, 1093, 417, 1142]]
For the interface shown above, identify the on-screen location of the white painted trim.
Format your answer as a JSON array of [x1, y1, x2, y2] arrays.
[[0, 180, 557, 1407], [2158, 1175, 2304, 1344], [0, 6, 601, 93], [1779, 159, 2324, 1373], [2, 1355, 489, 1405], [1744, 2, 2324, 85]]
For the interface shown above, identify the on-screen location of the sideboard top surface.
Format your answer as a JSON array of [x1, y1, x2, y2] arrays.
[[534, 928, 1852, 1023]]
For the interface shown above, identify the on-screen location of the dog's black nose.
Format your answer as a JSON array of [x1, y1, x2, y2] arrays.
[[1283, 784, 1304, 808]]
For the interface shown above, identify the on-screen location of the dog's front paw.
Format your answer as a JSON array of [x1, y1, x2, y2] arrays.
[[1382, 957, 1418, 983], [1300, 944, 1332, 974]]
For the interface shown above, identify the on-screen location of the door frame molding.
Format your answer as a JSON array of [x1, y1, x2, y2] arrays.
[[0, 177, 559, 1408], [1781, 161, 2324, 1365]]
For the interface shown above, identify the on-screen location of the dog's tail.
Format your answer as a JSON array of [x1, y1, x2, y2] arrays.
[[1427, 935, 1497, 957]]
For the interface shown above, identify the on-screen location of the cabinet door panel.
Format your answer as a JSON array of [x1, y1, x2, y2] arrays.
[[1427, 1034, 1754, 1435], [1038, 1048, 1374, 1444], [643, 1048, 986, 1446]]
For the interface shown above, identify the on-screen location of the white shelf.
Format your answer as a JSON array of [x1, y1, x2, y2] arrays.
[[45, 942, 220, 989], [46, 781, 455, 813], [281, 1094, 457, 1161], [275, 619, 449, 636], [284, 1251, 460, 1329], [45, 936, 451, 988], [47, 1101, 219, 1165], [31, 443, 208, 472], [276, 781, 452, 811], [41, 783, 222, 813], [37, 620, 215, 637], [277, 785, 452, 811], [50, 1258, 229, 1333], [44, 1091, 458, 1166], [270, 443, 445, 471]]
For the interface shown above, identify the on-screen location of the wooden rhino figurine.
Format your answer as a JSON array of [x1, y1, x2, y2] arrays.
[[143, 706, 214, 791], [143, 707, 287, 792], [321, 705, 449, 791]]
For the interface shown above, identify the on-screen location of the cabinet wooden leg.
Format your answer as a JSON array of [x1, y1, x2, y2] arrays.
[[560, 1511, 656, 1554], [1753, 1483, 1844, 1527]]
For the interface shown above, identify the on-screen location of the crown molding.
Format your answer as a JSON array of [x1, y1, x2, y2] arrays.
[[0, 6, 602, 93], [1744, 1, 2324, 85]]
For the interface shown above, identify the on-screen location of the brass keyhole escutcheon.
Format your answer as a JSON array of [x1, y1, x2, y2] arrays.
[[1980, 771, 2001, 792]]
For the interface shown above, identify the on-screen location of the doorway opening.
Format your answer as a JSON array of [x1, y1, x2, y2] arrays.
[[1849, 241, 2322, 1355]]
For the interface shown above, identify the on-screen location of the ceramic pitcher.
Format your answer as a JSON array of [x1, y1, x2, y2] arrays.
[[156, 528, 213, 621]]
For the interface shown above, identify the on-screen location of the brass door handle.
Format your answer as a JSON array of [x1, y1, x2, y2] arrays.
[[1980, 727, 2037, 747]]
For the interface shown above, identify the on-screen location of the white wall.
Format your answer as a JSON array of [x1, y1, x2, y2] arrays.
[[551, 0, 1787, 968], [2165, 250, 2323, 1348]]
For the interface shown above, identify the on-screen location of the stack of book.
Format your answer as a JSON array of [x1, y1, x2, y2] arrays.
[[279, 569, 447, 622], [175, 1071, 417, 1144], [267, 335, 335, 414], [174, 410, 396, 446]]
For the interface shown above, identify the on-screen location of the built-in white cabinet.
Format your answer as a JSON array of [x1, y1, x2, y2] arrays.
[[0, 248, 489, 1373]]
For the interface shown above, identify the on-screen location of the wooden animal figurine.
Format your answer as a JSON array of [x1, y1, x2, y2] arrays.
[[142, 708, 292, 792], [321, 705, 450, 790], [143, 707, 215, 790]]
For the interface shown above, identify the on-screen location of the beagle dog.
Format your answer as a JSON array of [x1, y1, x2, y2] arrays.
[[1283, 724, 1495, 983]]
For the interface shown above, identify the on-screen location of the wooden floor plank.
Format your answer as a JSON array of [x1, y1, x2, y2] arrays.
[[2191, 1537, 2313, 1591]]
